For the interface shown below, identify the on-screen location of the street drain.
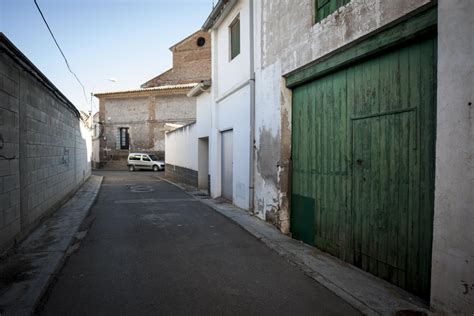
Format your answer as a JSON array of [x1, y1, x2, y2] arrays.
[[128, 185, 154, 193], [395, 310, 428, 316]]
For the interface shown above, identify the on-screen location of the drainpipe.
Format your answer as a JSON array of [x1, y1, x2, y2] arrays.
[[248, 0, 256, 212]]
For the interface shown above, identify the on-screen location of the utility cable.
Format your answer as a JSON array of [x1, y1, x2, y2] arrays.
[[33, 0, 89, 107]]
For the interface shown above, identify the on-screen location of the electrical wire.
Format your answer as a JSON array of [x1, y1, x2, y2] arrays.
[[33, 0, 89, 107]]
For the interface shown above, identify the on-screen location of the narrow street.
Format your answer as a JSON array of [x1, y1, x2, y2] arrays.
[[39, 171, 359, 315]]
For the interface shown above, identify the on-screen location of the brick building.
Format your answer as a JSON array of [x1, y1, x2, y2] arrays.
[[93, 30, 210, 168]]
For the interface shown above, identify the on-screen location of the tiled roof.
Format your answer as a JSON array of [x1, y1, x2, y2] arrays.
[[94, 83, 198, 97]]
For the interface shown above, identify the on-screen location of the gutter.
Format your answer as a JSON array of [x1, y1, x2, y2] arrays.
[[202, 0, 238, 31], [187, 80, 212, 98], [248, 0, 256, 212]]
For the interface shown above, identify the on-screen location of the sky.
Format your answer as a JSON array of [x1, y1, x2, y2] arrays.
[[0, 0, 214, 113]]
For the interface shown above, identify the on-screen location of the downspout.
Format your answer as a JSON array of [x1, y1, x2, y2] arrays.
[[248, 0, 256, 212]]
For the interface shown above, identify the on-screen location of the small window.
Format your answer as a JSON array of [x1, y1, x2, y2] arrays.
[[142, 156, 151, 162], [129, 155, 141, 161], [314, 0, 350, 23], [197, 37, 206, 47], [119, 127, 129, 150], [229, 15, 240, 60]]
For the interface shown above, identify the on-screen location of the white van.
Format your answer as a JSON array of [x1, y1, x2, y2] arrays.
[[127, 153, 165, 172]]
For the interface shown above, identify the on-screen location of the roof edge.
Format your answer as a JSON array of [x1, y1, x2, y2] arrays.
[[187, 80, 212, 97], [94, 83, 198, 98], [168, 30, 202, 51], [165, 121, 196, 135], [140, 68, 173, 88], [202, 0, 238, 31]]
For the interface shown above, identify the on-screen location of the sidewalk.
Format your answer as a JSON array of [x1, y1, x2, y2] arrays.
[[0, 175, 103, 316], [159, 176, 431, 316]]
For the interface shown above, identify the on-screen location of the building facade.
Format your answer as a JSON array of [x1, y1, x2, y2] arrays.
[[254, 0, 472, 314], [163, 0, 473, 313], [93, 31, 211, 167], [205, 0, 254, 210], [165, 81, 211, 189]]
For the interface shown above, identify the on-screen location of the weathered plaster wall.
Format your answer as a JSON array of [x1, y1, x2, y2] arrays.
[[0, 47, 90, 252], [99, 92, 196, 159], [254, 0, 433, 232], [430, 0, 474, 314]]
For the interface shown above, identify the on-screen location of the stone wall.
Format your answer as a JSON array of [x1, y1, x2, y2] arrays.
[[0, 35, 90, 253], [97, 90, 196, 163]]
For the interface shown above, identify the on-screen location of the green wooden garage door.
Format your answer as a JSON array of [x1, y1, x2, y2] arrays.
[[291, 36, 436, 298]]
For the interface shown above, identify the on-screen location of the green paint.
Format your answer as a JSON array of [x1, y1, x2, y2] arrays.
[[291, 28, 436, 299], [315, 0, 350, 22], [290, 194, 315, 245]]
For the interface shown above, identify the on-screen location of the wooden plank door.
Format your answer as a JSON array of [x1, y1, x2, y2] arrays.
[[291, 37, 436, 299]]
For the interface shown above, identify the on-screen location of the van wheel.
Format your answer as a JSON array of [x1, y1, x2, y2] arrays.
[[129, 165, 135, 172], [153, 165, 159, 172]]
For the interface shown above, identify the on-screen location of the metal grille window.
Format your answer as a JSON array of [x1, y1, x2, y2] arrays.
[[229, 15, 240, 60], [119, 128, 129, 150], [315, 0, 350, 22]]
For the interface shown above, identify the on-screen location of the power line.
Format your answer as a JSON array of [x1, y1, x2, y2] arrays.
[[33, 0, 89, 108]]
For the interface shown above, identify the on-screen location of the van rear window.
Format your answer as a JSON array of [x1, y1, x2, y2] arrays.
[[129, 155, 141, 161]]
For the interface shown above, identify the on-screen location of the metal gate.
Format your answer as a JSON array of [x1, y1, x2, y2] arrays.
[[221, 130, 233, 201], [291, 34, 436, 299]]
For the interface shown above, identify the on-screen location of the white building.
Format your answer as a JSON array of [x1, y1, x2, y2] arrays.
[[203, 0, 254, 210], [165, 81, 212, 189], [165, 0, 473, 314]]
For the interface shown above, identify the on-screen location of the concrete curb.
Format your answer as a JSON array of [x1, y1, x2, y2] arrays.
[[0, 175, 103, 316], [159, 176, 430, 316]]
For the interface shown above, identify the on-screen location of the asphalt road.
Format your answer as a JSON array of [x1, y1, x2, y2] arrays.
[[39, 171, 360, 316]]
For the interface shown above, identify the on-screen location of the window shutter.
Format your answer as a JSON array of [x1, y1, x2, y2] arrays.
[[115, 128, 120, 149], [315, 0, 350, 22]]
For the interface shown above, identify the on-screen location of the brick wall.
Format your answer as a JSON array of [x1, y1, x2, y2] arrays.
[[142, 31, 211, 88], [0, 37, 91, 252]]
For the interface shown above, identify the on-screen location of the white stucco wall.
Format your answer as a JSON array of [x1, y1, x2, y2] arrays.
[[207, 0, 252, 210], [196, 91, 212, 138], [165, 123, 198, 171], [430, 1, 474, 314], [214, 1, 251, 98], [209, 86, 251, 210]]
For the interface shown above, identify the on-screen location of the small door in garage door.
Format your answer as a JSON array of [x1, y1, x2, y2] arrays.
[[221, 130, 233, 201], [291, 35, 436, 299]]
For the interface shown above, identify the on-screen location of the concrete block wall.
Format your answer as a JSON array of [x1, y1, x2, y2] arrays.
[[0, 43, 91, 253], [165, 164, 198, 188], [0, 51, 21, 252]]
